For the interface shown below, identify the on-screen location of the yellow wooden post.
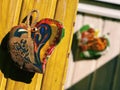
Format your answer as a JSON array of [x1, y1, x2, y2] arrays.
[[0, 0, 78, 90], [0, 0, 22, 42], [5, 0, 58, 90], [0, 0, 22, 90], [41, 0, 78, 90]]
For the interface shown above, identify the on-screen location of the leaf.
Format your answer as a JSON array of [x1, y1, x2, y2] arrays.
[[80, 25, 90, 33]]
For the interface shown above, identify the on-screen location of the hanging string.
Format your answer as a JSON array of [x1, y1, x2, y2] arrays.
[[26, 10, 39, 38]]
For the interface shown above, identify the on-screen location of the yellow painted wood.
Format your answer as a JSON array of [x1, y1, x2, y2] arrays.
[[0, 72, 7, 90], [0, 0, 22, 90], [5, 79, 15, 90], [5, 0, 58, 90], [19, 0, 57, 23], [0, 0, 22, 42], [0, 0, 77, 89], [23, 74, 42, 90], [14, 82, 25, 90], [41, 0, 78, 90]]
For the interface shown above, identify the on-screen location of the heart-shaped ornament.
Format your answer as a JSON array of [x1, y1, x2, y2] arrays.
[[8, 10, 64, 73]]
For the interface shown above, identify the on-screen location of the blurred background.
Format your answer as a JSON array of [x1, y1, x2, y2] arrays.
[[65, 0, 120, 90]]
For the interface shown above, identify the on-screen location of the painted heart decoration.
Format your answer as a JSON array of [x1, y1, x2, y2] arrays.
[[76, 25, 109, 59], [8, 18, 64, 73]]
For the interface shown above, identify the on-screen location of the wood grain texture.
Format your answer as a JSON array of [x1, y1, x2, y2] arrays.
[[41, 0, 78, 90], [19, 0, 57, 23], [0, 72, 7, 90], [5, 0, 58, 90], [69, 15, 104, 90], [65, 13, 120, 90], [0, 0, 22, 42], [90, 20, 120, 90], [64, 14, 84, 89], [0, 0, 22, 90], [0, 0, 78, 89], [112, 51, 120, 90], [90, 57, 117, 90], [23, 74, 42, 90]]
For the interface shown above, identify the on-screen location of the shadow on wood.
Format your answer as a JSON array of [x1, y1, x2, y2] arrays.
[[67, 55, 120, 90], [0, 32, 35, 83]]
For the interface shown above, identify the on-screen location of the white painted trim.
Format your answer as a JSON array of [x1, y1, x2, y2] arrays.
[[97, 0, 120, 5], [78, 3, 120, 19]]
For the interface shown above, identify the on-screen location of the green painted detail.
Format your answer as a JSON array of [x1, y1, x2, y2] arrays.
[[57, 28, 65, 44], [79, 52, 85, 58], [87, 50, 101, 59], [61, 28, 65, 39], [80, 50, 101, 59], [80, 25, 90, 33]]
